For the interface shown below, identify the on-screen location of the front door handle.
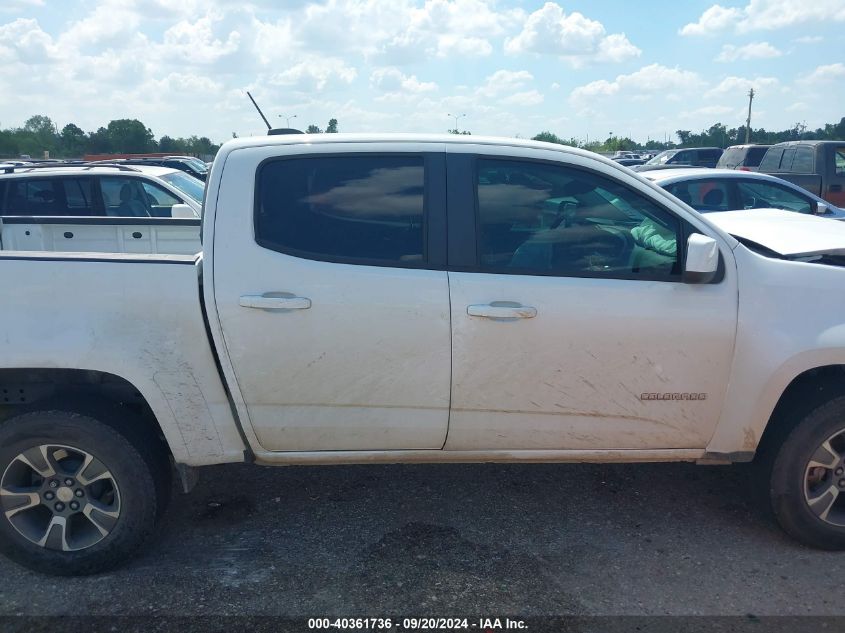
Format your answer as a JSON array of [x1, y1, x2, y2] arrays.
[[239, 295, 312, 310], [467, 303, 537, 319]]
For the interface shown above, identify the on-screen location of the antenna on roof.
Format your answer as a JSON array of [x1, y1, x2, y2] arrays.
[[246, 91, 271, 131]]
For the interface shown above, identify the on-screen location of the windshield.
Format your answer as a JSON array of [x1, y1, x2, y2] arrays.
[[645, 150, 676, 166], [160, 171, 204, 205], [184, 157, 209, 174]]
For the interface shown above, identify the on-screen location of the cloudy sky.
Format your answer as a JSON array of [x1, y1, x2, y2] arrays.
[[1, 0, 843, 144]]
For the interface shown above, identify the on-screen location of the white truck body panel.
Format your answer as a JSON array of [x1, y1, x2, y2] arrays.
[[0, 252, 244, 466], [0, 219, 201, 255]]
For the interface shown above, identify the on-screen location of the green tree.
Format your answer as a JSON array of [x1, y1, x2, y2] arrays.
[[305, 124, 322, 134], [21, 114, 58, 156], [87, 127, 112, 153], [158, 135, 181, 153], [106, 119, 155, 153], [532, 131, 564, 144], [326, 118, 338, 133], [60, 123, 86, 157]]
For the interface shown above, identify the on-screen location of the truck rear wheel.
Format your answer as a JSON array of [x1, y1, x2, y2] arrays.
[[769, 396, 845, 549], [0, 409, 162, 575]]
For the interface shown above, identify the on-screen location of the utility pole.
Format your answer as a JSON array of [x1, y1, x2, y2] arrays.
[[448, 113, 466, 133], [745, 88, 755, 144], [278, 114, 297, 128]]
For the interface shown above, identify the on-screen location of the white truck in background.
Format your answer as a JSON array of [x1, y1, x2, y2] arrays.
[[0, 163, 202, 255], [3, 134, 845, 575]]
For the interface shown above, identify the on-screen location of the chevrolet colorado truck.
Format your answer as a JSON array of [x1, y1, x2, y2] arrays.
[[3, 134, 845, 575]]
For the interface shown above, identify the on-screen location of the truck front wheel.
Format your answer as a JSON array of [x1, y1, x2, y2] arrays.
[[769, 396, 845, 549], [0, 410, 162, 575]]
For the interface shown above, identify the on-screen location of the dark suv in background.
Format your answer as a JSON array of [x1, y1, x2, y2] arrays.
[[95, 155, 209, 181], [757, 140, 845, 207], [715, 144, 769, 171], [633, 147, 723, 172]]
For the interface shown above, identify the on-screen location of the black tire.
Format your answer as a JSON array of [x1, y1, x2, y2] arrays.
[[0, 409, 164, 575], [768, 396, 845, 549]]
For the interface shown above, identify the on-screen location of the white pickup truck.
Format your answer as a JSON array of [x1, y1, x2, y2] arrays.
[[3, 133, 845, 575]]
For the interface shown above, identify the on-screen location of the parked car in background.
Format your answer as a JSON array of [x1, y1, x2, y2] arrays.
[[94, 155, 210, 181], [633, 147, 723, 172], [757, 141, 845, 207], [715, 144, 770, 172], [0, 163, 202, 254], [614, 158, 647, 167], [643, 168, 845, 219]]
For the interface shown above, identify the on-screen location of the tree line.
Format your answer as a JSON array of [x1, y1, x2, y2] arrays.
[[533, 116, 845, 153], [0, 115, 222, 159], [0, 115, 346, 159]]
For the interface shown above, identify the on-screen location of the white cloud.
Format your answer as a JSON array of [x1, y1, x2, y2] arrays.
[[268, 58, 358, 92], [570, 64, 703, 106], [793, 35, 823, 43], [679, 105, 735, 120], [0, 0, 43, 10], [477, 70, 534, 97], [799, 62, 845, 84], [705, 75, 779, 97], [502, 90, 544, 106], [0, 18, 56, 63], [682, 0, 845, 35], [716, 41, 782, 62], [786, 101, 809, 111], [160, 14, 241, 64], [505, 3, 640, 65], [679, 5, 742, 36], [370, 67, 437, 93]]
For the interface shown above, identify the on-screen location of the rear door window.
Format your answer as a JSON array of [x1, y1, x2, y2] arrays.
[[792, 147, 814, 173], [780, 148, 796, 171], [256, 155, 426, 266], [665, 179, 731, 212], [62, 178, 97, 215], [759, 148, 784, 172]]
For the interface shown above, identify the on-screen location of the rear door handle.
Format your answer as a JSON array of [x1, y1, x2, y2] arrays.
[[239, 295, 312, 310], [467, 303, 537, 319]]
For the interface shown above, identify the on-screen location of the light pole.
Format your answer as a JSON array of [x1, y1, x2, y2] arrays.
[[279, 114, 297, 128], [448, 113, 466, 133]]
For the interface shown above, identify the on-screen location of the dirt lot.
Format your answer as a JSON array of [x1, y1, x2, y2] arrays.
[[1, 460, 843, 624]]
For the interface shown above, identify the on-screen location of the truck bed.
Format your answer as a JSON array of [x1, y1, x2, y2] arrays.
[[0, 251, 245, 465]]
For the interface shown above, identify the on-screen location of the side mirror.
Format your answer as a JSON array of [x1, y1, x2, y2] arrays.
[[814, 201, 830, 215], [171, 203, 198, 219], [683, 233, 719, 284]]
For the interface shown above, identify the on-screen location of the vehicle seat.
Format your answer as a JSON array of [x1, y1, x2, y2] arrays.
[[116, 184, 148, 217], [702, 188, 724, 208]]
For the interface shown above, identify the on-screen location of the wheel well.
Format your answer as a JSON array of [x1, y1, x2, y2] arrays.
[[0, 368, 170, 457], [757, 365, 845, 458]]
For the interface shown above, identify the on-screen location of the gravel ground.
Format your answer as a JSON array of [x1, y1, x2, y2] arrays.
[[0, 460, 842, 621]]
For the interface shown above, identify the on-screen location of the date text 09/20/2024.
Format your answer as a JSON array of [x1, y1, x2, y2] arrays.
[[307, 618, 527, 630]]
